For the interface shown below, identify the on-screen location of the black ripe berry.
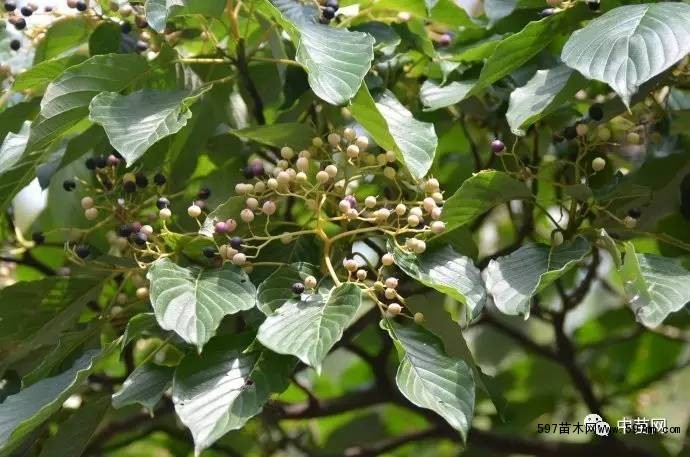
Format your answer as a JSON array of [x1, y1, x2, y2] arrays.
[[154, 173, 167, 186], [322, 6, 336, 20], [587, 0, 600, 11], [75, 244, 91, 259], [588, 104, 604, 121], [123, 180, 137, 193], [243, 166, 254, 180], [325, 0, 339, 10], [250, 161, 264, 177], [203, 247, 217, 258], [118, 224, 132, 238], [13, 18, 26, 30], [229, 236, 243, 249], [32, 231, 45, 245], [135, 173, 148, 188], [156, 197, 170, 210], [133, 232, 148, 246], [63, 180, 76, 192], [563, 126, 578, 140], [490, 139, 505, 154], [121, 21, 132, 34], [85, 157, 97, 170], [197, 187, 211, 200], [20, 5, 32, 16], [4, 1, 16, 12], [95, 156, 107, 169], [75, 1, 87, 11], [627, 208, 642, 219], [291, 282, 305, 294], [9, 39, 20, 51]]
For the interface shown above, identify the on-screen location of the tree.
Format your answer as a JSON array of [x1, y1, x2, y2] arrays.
[[1, 0, 689, 456]]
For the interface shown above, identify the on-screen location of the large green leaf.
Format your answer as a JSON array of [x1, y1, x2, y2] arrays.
[[146, 258, 256, 352], [486, 237, 591, 317], [145, 0, 226, 33], [506, 64, 587, 136], [33, 17, 89, 63], [231, 123, 314, 150], [0, 350, 104, 454], [265, 0, 375, 105], [0, 122, 33, 212], [419, 80, 476, 111], [390, 243, 486, 322], [172, 335, 294, 455], [36, 395, 110, 457], [620, 243, 690, 327], [89, 89, 205, 165], [12, 55, 84, 93], [256, 263, 319, 315], [562, 3, 690, 106], [27, 53, 149, 152], [350, 86, 437, 180], [257, 283, 362, 371], [442, 171, 532, 232], [112, 363, 174, 413], [0, 276, 104, 373], [383, 319, 474, 441]]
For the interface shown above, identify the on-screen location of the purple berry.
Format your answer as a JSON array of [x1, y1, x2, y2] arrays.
[[490, 139, 505, 154], [344, 195, 357, 208], [215, 221, 228, 234]]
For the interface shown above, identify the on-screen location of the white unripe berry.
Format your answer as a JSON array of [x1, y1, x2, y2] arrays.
[[280, 146, 294, 160], [430, 221, 446, 234], [262, 200, 277, 215], [424, 178, 440, 193], [356, 269, 367, 280], [343, 127, 356, 141], [592, 157, 606, 172], [346, 144, 360, 159], [430, 207, 442, 220], [159, 208, 172, 220], [343, 258, 358, 272], [395, 203, 407, 216], [385, 277, 398, 289], [267, 178, 279, 189], [388, 303, 403, 315], [245, 198, 259, 210], [116, 293, 128, 305], [325, 164, 338, 178], [624, 215, 637, 228], [280, 232, 292, 244], [328, 133, 341, 146], [576, 123, 589, 137], [334, 180, 346, 192], [232, 253, 247, 265], [84, 207, 99, 220], [254, 181, 266, 193], [286, 168, 296, 180], [296, 172, 308, 183], [277, 171, 290, 186], [385, 288, 397, 299], [119, 4, 133, 16], [376, 208, 390, 222], [312, 137, 324, 147], [141, 225, 154, 236], [376, 154, 388, 165], [407, 214, 420, 227], [414, 312, 425, 323], [316, 171, 330, 184], [235, 183, 247, 194], [410, 207, 423, 217], [339, 199, 351, 212], [296, 157, 309, 171], [135, 287, 149, 300], [188, 204, 202, 218], [80, 196, 94, 210], [305, 275, 317, 289], [364, 154, 376, 166], [123, 172, 136, 183], [364, 196, 377, 208], [385, 151, 396, 162], [382, 253, 395, 266], [226, 219, 237, 232], [346, 208, 359, 219], [355, 136, 369, 151], [240, 208, 255, 223], [431, 192, 444, 203], [423, 197, 436, 212], [383, 167, 396, 179], [412, 240, 426, 254], [299, 150, 311, 159], [276, 159, 289, 170]]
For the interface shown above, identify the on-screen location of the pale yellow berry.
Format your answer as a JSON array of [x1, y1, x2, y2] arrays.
[[343, 127, 356, 141], [376, 208, 390, 222], [414, 312, 425, 323], [277, 171, 290, 186], [412, 240, 426, 254], [116, 293, 128, 305], [422, 197, 436, 212], [576, 123, 589, 137], [381, 253, 394, 266], [123, 172, 136, 183], [430, 207, 442, 220], [624, 215, 637, 228], [246, 197, 259, 209], [187, 204, 202, 218], [339, 199, 351, 212], [346, 144, 360, 159], [141, 225, 154, 236], [430, 221, 445, 234], [276, 159, 289, 170], [267, 178, 279, 190], [299, 150, 311, 159], [376, 154, 388, 166], [325, 164, 338, 178], [328, 133, 341, 147], [316, 171, 330, 184], [395, 203, 407, 216], [159, 208, 171, 220], [240, 209, 255, 223], [424, 178, 440, 193], [627, 131, 642, 145], [280, 232, 292, 244], [356, 269, 367, 281], [80, 196, 94, 210], [597, 127, 611, 142], [385, 151, 396, 162], [355, 136, 369, 151], [385, 288, 397, 299], [383, 167, 396, 179], [592, 157, 606, 172], [296, 157, 309, 171], [312, 137, 324, 147], [232, 253, 247, 265], [305, 275, 317, 289], [254, 181, 266, 193], [364, 196, 377, 208], [84, 207, 99, 220], [385, 277, 398, 289], [296, 172, 308, 183], [410, 207, 423, 217], [431, 192, 444, 203], [280, 146, 294, 160], [135, 287, 149, 300], [407, 214, 420, 227], [343, 258, 358, 272], [388, 303, 403, 315]]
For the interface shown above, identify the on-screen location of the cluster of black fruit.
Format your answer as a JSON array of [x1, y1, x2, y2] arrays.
[[319, 0, 339, 23]]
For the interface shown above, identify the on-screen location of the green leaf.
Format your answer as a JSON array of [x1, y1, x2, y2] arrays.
[[89, 89, 206, 165], [89, 21, 121, 55], [146, 258, 256, 351], [419, 80, 477, 111], [146, 0, 226, 33], [506, 64, 587, 136], [390, 243, 486, 322], [232, 123, 314, 150], [265, 0, 375, 105], [0, 122, 33, 212], [0, 276, 103, 373], [28, 53, 149, 152], [257, 283, 362, 371], [350, 86, 437, 180], [256, 262, 319, 315], [486, 237, 591, 317], [33, 17, 89, 63], [561, 3, 690, 106], [12, 55, 84, 93], [121, 313, 163, 349], [484, 0, 517, 24], [0, 349, 105, 454], [172, 335, 294, 455], [442, 171, 532, 232], [112, 363, 174, 413], [36, 395, 110, 457], [620, 243, 690, 327], [383, 319, 474, 440]]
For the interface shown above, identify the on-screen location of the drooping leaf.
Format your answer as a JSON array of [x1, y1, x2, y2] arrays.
[[173, 335, 294, 455], [36, 395, 110, 457], [232, 123, 315, 150], [89, 88, 206, 165], [256, 262, 320, 315], [383, 319, 475, 441], [390, 243, 486, 322], [419, 80, 477, 111], [27, 53, 149, 152], [0, 349, 105, 454], [146, 258, 256, 351], [561, 3, 690, 106], [257, 283, 362, 371], [506, 64, 587, 136], [442, 171, 532, 232], [486, 237, 591, 317], [350, 85, 437, 180], [264, 0, 375, 105], [620, 243, 690, 327], [112, 363, 174, 413]]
